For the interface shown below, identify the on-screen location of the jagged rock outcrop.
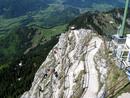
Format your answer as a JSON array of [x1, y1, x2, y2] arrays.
[[21, 29, 109, 98]]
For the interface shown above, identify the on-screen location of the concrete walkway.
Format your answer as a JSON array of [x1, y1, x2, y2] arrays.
[[83, 37, 102, 98]]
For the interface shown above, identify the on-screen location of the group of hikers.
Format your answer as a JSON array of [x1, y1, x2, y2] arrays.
[[43, 67, 58, 79], [38, 67, 59, 93], [38, 46, 61, 94]]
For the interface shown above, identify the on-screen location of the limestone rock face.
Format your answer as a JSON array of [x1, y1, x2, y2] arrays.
[[21, 29, 108, 98]]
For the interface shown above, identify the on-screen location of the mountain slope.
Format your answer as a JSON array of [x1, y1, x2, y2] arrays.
[[0, 0, 127, 18], [21, 29, 108, 98], [0, 0, 49, 18], [1, 8, 130, 98], [0, 0, 128, 28], [68, 8, 130, 37], [20, 8, 130, 98], [63, 0, 125, 8], [0, 25, 67, 98], [0, 0, 129, 39]]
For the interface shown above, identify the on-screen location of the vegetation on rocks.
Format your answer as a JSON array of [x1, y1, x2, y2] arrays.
[[69, 8, 130, 37], [106, 58, 130, 98]]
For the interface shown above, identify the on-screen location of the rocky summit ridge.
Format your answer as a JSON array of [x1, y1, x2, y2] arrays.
[[21, 29, 109, 98]]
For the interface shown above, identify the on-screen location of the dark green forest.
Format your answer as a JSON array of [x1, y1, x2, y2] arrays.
[[0, 28, 59, 97]]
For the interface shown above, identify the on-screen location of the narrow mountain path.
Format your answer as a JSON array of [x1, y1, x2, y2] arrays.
[[83, 37, 102, 98]]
